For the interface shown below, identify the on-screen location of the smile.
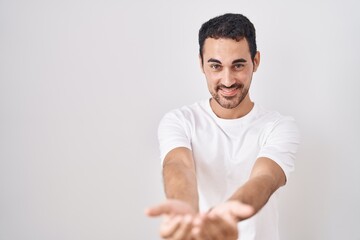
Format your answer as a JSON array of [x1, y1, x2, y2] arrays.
[[219, 87, 239, 97]]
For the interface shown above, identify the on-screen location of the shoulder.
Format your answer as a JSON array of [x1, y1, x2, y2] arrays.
[[255, 105, 300, 142], [161, 100, 209, 123], [256, 105, 298, 128]]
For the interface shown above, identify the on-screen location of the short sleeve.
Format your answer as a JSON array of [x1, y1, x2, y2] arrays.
[[257, 116, 300, 180], [157, 110, 192, 164]]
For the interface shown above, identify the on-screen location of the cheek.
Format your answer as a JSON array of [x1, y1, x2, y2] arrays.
[[204, 71, 218, 85], [206, 76, 220, 89], [237, 70, 252, 82], [204, 70, 221, 82], [206, 79, 215, 90]]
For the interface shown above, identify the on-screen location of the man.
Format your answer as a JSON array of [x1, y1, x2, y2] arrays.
[[146, 13, 300, 240]]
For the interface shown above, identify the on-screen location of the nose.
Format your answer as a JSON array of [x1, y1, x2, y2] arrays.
[[221, 68, 236, 87]]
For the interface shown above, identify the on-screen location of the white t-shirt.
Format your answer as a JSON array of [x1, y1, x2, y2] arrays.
[[158, 99, 300, 240]]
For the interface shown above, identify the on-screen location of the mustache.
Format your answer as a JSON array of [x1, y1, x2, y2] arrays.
[[216, 83, 244, 91]]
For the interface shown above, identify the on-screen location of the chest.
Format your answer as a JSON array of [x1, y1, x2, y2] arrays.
[[191, 121, 264, 173]]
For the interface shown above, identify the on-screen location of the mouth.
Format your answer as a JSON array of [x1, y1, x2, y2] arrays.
[[218, 86, 239, 97]]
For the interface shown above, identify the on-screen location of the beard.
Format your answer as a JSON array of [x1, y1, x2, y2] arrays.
[[210, 83, 249, 109]]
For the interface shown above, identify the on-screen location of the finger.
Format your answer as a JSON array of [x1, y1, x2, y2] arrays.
[[191, 214, 207, 240], [191, 227, 202, 240], [192, 225, 211, 240], [145, 202, 175, 217], [229, 202, 254, 221], [160, 215, 182, 238], [171, 215, 193, 240], [208, 202, 254, 221]]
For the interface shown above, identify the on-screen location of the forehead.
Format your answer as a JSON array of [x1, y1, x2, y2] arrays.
[[202, 38, 251, 61]]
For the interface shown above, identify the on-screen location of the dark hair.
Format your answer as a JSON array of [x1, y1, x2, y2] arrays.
[[198, 13, 257, 63]]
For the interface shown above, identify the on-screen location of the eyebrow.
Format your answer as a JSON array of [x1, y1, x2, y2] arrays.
[[232, 58, 247, 64], [207, 58, 222, 64], [207, 58, 247, 64]]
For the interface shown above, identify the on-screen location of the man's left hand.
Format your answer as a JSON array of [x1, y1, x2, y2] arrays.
[[191, 201, 254, 240]]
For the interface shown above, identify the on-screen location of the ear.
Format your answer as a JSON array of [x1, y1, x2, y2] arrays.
[[199, 54, 205, 73], [253, 51, 260, 72]]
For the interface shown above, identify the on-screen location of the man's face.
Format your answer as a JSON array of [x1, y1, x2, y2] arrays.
[[201, 38, 259, 109]]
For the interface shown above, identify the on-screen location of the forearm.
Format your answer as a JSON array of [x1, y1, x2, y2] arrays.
[[162, 147, 199, 212], [228, 175, 278, 216], [163, 161, 199, 212], [228, 157, 286, 218]]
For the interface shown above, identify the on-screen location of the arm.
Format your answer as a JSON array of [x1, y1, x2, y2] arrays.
[[162, 147, 199, 212], [228, 156, 286, 217], [206, 157, 285, 221], [192, 118, 299, 239], [228, 116, 299, 216], [146, 147, 199, 240], [191, 157, 285, 239]]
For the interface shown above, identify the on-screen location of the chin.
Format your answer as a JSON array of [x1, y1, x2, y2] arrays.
[[221, 103, 240, 109], [218, 98, 242, 109]]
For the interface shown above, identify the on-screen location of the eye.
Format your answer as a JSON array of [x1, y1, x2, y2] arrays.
[[233, 64, 244, 70], [210, 64, 222, 71]]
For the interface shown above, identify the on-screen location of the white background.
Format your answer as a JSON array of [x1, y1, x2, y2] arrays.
[[1, 0, 359, 239]]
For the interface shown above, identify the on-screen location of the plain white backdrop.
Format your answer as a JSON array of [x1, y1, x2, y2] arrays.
[[1, 0, 359, 239]]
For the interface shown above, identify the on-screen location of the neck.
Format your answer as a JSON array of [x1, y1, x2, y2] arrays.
[[210, 95, 254, 119]]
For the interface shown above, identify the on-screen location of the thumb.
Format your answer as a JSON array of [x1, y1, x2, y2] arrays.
[[145, 202, 173, 217], [229, 202, 254, 220]]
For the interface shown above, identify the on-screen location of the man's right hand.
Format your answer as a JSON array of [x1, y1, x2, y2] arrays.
[[146, 199, 197, 240]]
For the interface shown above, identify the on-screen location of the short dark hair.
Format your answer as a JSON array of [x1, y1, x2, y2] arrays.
[[198, 13, 257, 63]]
